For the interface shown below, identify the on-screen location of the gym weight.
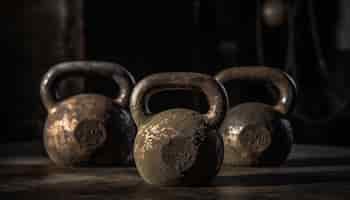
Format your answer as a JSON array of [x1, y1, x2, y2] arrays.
[[41, 61, 136, 166], [130, 72, 228, 186], [215, 66, 296, 166]]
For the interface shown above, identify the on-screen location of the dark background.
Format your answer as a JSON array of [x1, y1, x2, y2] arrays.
[[2, 0, 350, 146]]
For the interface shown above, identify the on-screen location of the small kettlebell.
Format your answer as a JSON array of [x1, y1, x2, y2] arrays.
[[41, 61, 136, 166], [215, 66, 296, 166], [130, 72, 228, 186]]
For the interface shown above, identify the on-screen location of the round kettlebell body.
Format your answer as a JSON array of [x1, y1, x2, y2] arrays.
[[134, 109, 223, 186], [44, 94, 136, 166], [41, 61, 136, 166], [220, 103, 293, 166], [130, 72, 228, 186], [215, 66, 296, 166]]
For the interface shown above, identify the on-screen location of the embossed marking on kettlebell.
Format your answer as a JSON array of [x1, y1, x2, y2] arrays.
[[239, 125, 271, 152], [74, 120, 107, 150]]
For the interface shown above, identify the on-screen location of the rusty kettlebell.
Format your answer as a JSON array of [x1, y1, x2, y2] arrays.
[[40, 61, 136, 166], [130, 72, 228, 186], [215, 66, 296, 166]]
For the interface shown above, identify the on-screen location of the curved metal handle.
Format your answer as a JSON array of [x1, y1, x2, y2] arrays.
[[215, 66, 296, 114], [281, 70, 298, 114], [130, 72, 228, 128], [40, 61, 135, 112]]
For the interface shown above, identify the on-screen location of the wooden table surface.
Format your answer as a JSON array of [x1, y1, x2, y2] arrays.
[[1, 141, 350, 199]]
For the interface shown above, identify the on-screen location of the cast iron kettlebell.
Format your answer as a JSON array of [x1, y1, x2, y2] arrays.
[[130, 72, 228, 186], [215, 66, 296, 166], [41, 61, 136, 166]]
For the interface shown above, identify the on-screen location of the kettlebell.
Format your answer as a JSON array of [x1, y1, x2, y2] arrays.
[[215, 66, 296, 166], [40, 61, 136, 166], [130, 72, 228, 186]]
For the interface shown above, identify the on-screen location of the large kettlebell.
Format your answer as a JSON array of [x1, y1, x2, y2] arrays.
[[215, 66, 296, 166], [130, 72, 228, 186], [40, 61, 136, 166]]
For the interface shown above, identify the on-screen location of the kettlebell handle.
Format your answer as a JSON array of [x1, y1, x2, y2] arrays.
[[215, 66, 296, 114], [40, 61, 135, 112], [130, 72, 228, 128]]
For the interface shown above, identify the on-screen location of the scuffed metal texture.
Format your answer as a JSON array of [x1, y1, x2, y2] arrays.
[[44, 94, 136, 166], [130, 72, 228, 129], [41, 61, 136, 166], [134, 109, 224, 186], [130, 72, 227, 186], [215, 66, 295, 166], [215, 66, 295, 115], [220, 103, 293, 166]]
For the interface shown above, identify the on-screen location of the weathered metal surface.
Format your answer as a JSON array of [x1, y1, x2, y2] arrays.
[[220, 103, 293, 166], [134, 109, 224, 186], [44, 94, 136, 166], [41, 61, 136, 166], [130, 72, 228, 186], [215, 66, 296, 166], [1, 143, 350, 200]]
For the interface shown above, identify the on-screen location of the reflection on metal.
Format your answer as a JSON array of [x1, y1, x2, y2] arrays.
[[41, 61, 136, 167], [131, 72, 228, 186], [215, 66, 296, 166]]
